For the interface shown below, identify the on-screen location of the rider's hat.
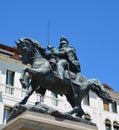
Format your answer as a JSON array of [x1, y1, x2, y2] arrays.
[[59, 36, 69, 49]]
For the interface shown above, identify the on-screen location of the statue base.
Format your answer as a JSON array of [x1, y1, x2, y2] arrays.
[[2, 111, 98, 130]]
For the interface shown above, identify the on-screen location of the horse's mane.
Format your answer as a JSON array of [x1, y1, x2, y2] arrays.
[[20, 38, 46, 54]]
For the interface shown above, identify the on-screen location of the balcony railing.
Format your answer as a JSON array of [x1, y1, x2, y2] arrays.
[[0, 83, 67, 111], [5, 84, 14, 95]]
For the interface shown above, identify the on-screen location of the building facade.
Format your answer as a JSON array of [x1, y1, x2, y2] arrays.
[[0, 43, 119, 130]]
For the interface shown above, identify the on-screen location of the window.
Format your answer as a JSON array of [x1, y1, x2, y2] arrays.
[[103, 100, 109, 111], [84, 114, 91, 121], [105, 119, 111, 130], [6, 70, 15, 86], [113, 121, 119, 130], [51, 92, 58, 106], [3, 106, 11, 124], [5, 70, 15, 95], [83, 94, 90, 105], [111, 101, 117, 113]]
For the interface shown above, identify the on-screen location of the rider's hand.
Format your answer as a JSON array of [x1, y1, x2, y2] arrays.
[[47, 44, 53, 50]]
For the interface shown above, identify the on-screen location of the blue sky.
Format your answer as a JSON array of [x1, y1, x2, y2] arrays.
[[0, 0, 119, 92]]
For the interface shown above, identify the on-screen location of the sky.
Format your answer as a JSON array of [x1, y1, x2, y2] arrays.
[[0, 0, 119, 92]]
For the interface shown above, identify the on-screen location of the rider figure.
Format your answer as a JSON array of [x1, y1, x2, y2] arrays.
[[47, 36, 81, 80]]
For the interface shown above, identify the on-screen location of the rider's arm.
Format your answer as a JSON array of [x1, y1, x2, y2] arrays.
[[52, 50, 65, 56], [47, 44, 65, 56], [47, 44, 57, 52]]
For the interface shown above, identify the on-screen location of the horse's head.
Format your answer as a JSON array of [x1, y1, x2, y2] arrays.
[[15, 38, 34, 64], [15, 38, 46, 64]]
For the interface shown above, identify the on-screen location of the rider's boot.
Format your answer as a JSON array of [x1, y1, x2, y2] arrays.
[[57, 66, 64, 80], [57, 59, 68, 80]]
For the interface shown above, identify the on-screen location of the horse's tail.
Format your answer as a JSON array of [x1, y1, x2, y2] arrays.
[[99, 91, 113, 103], [89, 79, 113, 103]]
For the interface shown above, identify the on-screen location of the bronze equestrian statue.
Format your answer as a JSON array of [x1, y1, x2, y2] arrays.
[[15, 37, 113, 117]]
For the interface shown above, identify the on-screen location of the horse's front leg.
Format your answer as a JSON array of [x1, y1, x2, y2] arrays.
[[20, 66, 40, 89], [20, 67, 28, 79], [24, 67, 50, 76], [20, 67, 30, 89], [19, 82, 33, 105], [19, 80, 39, 105]]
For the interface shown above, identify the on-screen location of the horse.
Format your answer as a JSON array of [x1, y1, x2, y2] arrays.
[[15, 38, 113, 117]]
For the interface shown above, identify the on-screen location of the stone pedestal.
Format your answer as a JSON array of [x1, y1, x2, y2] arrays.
[[2, 111, 98, 130]]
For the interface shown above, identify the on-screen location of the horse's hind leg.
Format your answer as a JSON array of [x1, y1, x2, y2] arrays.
[[67, 105, 85, 117], [66, 94, 85, 117], [75, 104, 85, 117]]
